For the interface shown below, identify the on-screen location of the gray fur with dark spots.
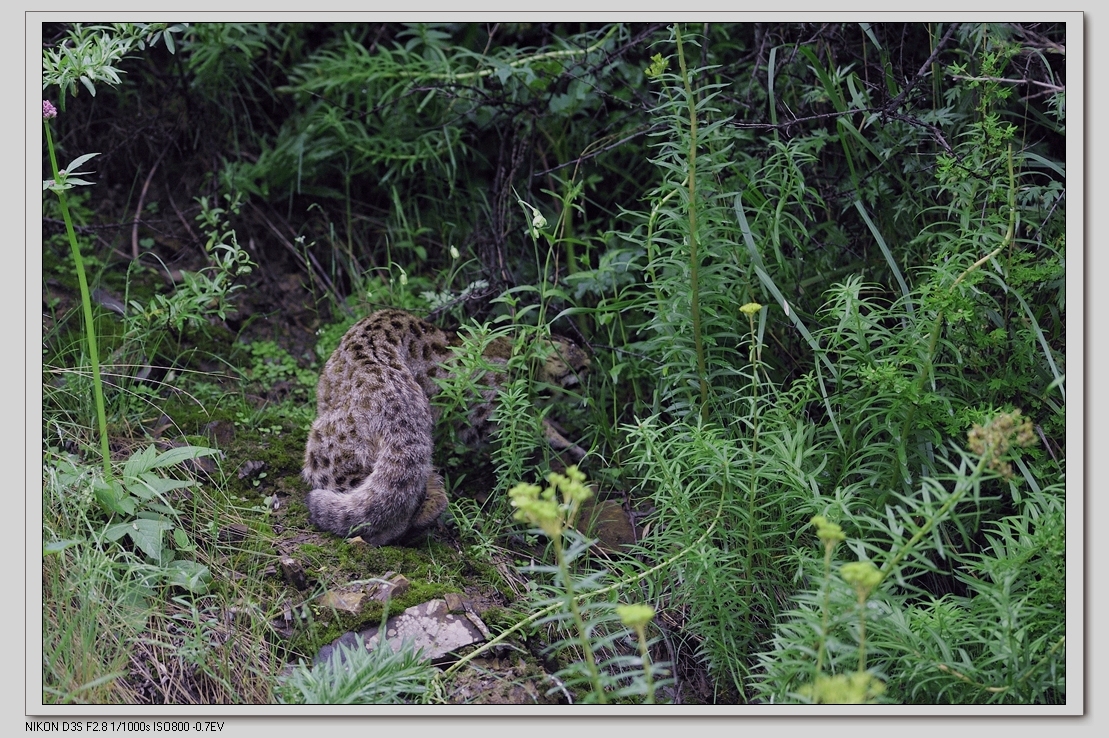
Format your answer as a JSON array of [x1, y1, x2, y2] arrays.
[[303, 309, 452, 545], [303, 308, 589, 546]]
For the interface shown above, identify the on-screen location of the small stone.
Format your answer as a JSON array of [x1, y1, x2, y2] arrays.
[[319, 589, 365, 615], [237, 459, 266, 480], [366, 573, 410, 602], [313, 631, 365, 667], [203, 420, 235, 448], [279, 556, 309, 590], [217, 523, 249, 542], [577, 498, 636, 552]]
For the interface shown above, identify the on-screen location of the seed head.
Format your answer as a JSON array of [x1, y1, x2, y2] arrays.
[[967, 409, 1037, 479]]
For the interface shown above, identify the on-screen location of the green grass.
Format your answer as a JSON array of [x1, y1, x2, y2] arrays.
[[39, 20, 1068, 706]]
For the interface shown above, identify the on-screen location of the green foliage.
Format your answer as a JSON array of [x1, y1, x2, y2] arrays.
[[47, 444, 220, 594], [39, 20, 1068, 706], [488, 374, 544, 495], [504, 467, 672, 704], [432, 318, 577, 501], [552, 23, 1063, 704], [206, 23, 642, 300], [42, 23, 186, 104], [752, 413, 1061, 704], [42, 151, 101, 193], [245, 339, 316, 390], [126, 194, 255, 338], [41, 531, 146, 703], [42, 443, 230, 702], [276, 634, 435, 704]]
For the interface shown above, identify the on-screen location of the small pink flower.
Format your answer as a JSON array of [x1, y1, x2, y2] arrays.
[[43, 100, 57, 119]]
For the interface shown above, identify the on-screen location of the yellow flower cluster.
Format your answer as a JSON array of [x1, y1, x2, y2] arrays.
[[810, 515, 845, 547], [508, 465, 593, 538]]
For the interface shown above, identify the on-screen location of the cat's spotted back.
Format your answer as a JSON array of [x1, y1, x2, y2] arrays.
[[302, 309, 588, 546]]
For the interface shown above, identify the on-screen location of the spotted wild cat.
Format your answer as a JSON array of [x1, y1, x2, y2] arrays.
[[302, 309, 588, 545]]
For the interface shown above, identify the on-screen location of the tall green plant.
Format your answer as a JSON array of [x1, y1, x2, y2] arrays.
[[752, 411, 1057, 704], [505, 467, 672, 704], [42, 104, 110, 475], [636, 27, 757, 419], [42, 24, 184, 473], [585, 26, 831, 698]]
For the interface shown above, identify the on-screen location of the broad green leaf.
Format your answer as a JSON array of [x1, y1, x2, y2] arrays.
[[94, 479, 136, 516], [138, 502, 179, 517], [133, 471, 194, 497], [172, 528, 192, 550], [123, 444, 159, 478], [44, 539, 82, 555], [103, 521, 133, 543], [148, 444, 218, 470], [166, 560, 211, 594], [127, 518, 173, 560], [64, 152, 100, 172]]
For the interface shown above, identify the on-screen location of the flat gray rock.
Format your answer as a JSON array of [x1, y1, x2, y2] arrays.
[[362, 598, 488, 660], [314, 597, 488, 666]]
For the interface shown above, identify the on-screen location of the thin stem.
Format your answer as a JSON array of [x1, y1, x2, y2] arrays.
[[856, 592, 868, 672], [815, 539, 834, 675], [674, 25, 709, 421], [44, 118, 111, 477], [554, 534, 607, 703], [743, 310, 760, 613], [634, 624, 656, 704]]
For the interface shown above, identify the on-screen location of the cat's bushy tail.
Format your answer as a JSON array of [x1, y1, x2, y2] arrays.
[[305, 443, 447, 546]]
